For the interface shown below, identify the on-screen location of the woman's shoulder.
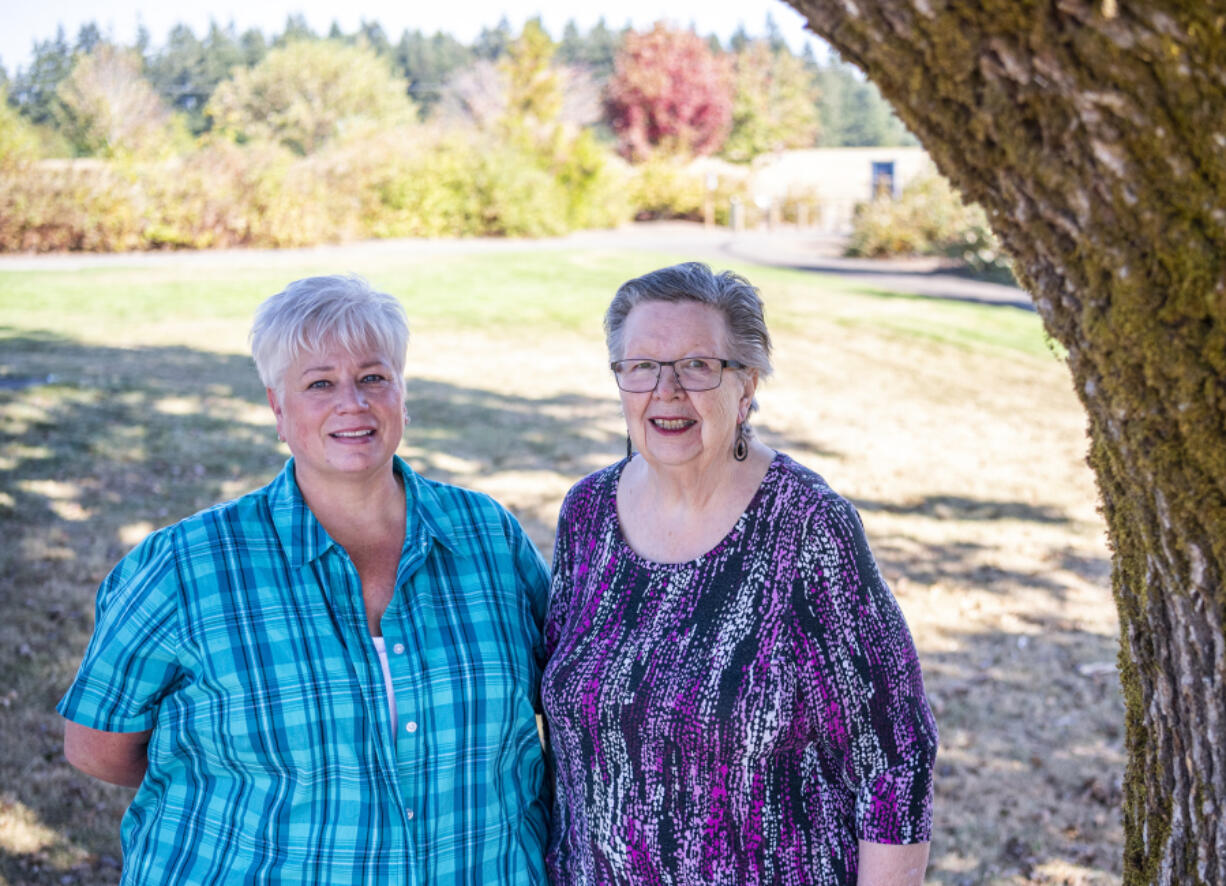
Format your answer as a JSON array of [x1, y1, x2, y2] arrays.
[[121, 482, 269, 561], [552, 459, 625, 541], [758, 453, 880, 559], [561, 459, 625, 506], [768, 452, 853, 515]]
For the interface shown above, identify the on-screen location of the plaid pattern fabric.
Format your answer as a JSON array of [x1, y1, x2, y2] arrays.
[[59, 457, 550, 885]]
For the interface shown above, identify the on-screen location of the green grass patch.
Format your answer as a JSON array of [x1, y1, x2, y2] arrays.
[[1, 250, 1053, 357]]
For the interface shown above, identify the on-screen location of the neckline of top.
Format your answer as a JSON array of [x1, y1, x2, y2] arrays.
[[610, 451, 787, 569]]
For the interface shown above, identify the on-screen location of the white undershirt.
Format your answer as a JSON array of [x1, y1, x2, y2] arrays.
[[370, 636, 399, 730]]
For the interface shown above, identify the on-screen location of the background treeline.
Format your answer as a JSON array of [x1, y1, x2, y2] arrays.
[[0, 15, 917, 252]]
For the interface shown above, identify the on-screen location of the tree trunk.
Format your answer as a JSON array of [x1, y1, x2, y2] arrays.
[[778, 1, 1226, 881]]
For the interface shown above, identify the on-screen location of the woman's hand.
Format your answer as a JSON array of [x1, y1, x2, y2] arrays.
[[63, 720, 151, 788], [857, 840, 930, 885]]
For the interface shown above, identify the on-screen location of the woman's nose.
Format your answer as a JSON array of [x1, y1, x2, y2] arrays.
[[654, 366, 683, 396], [336, 382, 368, 410]]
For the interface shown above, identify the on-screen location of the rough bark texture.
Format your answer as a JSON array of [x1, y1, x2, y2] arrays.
[[779, 1, 1226, 882]]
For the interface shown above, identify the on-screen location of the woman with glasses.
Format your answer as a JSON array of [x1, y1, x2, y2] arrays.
[[58, 275, 551, 884], [541, 262, 937, 885]]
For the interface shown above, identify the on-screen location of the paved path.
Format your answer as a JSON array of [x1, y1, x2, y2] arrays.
[[0, 221, 1033, 310]]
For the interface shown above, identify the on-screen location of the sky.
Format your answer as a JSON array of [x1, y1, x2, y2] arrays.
[[1, 0, 829, 73]]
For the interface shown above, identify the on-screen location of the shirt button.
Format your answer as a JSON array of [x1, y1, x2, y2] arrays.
[[406, 809, 415, 820], [405, 720, 418, 733], [392, 643, 405, 655]]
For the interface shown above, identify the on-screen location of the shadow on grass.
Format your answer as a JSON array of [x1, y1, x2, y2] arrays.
[[848, 493, 1109, 601], [873, 537, 1079, 598], [855, 494, 1072, 525], [770, 260, 1034, 312], [405, 378, 625, 478]]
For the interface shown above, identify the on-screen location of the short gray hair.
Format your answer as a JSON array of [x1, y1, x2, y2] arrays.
[[605, 262, 773, 412], [250, 275, 409, 392]]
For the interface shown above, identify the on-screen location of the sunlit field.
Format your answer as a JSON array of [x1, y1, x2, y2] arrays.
[[0, 243, 1122, 885]]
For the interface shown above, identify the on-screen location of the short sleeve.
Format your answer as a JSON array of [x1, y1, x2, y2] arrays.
[[57, 528, 187, 733], [792, 495, 938, 845]]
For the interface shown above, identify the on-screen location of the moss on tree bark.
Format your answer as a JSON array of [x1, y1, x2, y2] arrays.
[[779, 1, 1226, 881]]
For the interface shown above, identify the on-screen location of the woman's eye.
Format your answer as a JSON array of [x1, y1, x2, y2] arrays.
[[361, 374, 387, 384], [681, 359, 709, 371], [307, 379, 331, 390]]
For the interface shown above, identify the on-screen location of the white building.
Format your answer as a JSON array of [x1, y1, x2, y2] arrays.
[[746, 146, 933, 232]]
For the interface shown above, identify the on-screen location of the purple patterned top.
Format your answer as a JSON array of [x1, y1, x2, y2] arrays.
[[542, 453, 937, 885]]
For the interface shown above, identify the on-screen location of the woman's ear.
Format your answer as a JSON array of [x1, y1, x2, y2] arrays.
[[266, 389, 287, 442], [739, 370, 759, 412]]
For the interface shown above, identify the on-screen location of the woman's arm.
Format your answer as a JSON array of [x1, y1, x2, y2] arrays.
[[63, 720, 151, 788], [857, 840, 930, 886]]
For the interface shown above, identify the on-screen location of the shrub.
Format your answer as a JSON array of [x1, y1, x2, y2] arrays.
[[626, 154, 749, 224], [547, 128, 629, 230], [0, 92, 43, 173], [318, 123, 627, 239], [140, 139, 336, 249], [0, 160, 144, 252], [846, 173, 1013, 279]]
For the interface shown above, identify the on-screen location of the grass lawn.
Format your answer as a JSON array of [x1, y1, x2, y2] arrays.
[[0, 246, 1122, 885]]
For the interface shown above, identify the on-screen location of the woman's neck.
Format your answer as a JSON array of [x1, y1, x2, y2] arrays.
[[617, 440, 775, 564], [628, 439, 774, 510], [295, 464, 405, 546]]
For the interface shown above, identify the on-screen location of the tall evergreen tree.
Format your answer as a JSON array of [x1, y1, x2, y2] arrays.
[[814, 61, 915, 147], [395, 29, 473, 112], [276, 14, 315, 46], [357, 21, 391, 57], [10, 27, 75, 126], [238, 29, 266, 67], [556, 18, 622, 81], [764, 14, 788, 53], [474, 18, 513, 61], [75, 23, 103, 56]]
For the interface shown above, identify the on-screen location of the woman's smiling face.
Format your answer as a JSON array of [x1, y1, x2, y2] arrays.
[[267, 342, 405, 489], [617, 300, 755, 472]]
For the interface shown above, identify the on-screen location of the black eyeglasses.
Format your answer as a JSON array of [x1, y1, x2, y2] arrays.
[[610, 357, 745, 393]]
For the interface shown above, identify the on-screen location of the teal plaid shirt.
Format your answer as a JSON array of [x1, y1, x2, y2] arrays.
[[59, 457, 550, 884]]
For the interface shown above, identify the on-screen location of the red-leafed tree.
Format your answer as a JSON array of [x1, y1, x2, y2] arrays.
[[604, 22, 733, 162]]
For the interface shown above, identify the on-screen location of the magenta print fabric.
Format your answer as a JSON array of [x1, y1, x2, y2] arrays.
[[542, 453, 937, 885]]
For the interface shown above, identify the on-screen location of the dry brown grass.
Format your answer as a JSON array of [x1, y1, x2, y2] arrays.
[[0, 244, 1121, 885]]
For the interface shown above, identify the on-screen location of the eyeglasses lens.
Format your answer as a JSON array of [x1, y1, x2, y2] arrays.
[[614, 359, 723, 392]]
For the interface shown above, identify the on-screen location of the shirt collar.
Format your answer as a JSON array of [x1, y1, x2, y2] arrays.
[[268, 456, 465, 568]]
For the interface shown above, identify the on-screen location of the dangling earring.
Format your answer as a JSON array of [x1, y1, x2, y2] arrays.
[[626, 432, 633, 458], [733, 423, 748, 462]]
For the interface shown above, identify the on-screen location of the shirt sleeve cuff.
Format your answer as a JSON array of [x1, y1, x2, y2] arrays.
[[855, 766, 934, 844]]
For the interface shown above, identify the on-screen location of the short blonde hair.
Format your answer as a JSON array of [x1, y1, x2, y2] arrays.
[[250, 275, 409, 392]]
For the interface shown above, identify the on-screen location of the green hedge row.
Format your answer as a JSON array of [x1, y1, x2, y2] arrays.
[[0, 125, 636, 252]]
